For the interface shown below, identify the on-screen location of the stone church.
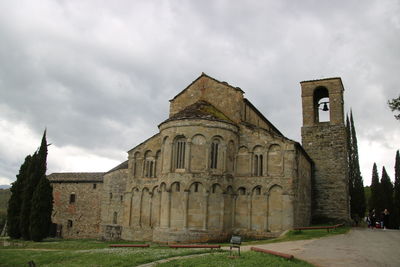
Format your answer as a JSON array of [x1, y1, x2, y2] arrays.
[[48, 73, 350, 242]]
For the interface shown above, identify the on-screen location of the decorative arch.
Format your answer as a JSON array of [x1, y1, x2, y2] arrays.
[[151, 185, 160, 227], [191, 134, 207, 172], [235, 186, 248, 228], [268, 144, 282, 176], [130, 187, 141, 226], [268, 185, 283, 232], [187, 182, 205, 229], [251, 185, 265, 231], [140, 188, 151, 227], [226, 140, 235, 173], [237, 146, 250, 176], [170, 181, 184, 229], [133, 151, 141, 177], [208, 183, 223, 230]]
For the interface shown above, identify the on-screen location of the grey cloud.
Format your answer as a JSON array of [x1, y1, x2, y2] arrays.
[[0, 0, 399, 184]]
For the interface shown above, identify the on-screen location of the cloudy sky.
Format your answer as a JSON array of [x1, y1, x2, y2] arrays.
[[0, 0, 399, 186]]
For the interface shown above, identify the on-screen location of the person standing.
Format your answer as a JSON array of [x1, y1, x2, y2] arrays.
[[383, 209, 390, 229]]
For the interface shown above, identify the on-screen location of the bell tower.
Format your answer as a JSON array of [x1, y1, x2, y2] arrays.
[[300, 78, 350, 223]]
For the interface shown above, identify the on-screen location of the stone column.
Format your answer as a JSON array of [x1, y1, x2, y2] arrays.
[[167, 190, 171, 228], [185, 139, 192, 172], [158, 190, 162, 227], [149, 192, 153, 227], [248, 193, 252, 230], [183, 190, 189, 229], [203, 191, 209, 230], [205, 143, 210, 170], [221, 144, 227, 172], [232, 194, 237, 228], [220, 193, 225, 230], [264, 192, 269, 232]]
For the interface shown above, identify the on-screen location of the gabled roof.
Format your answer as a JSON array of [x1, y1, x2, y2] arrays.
[[169, 72, 244, 102], [48, 172, 104, 183], [106, 160, 128, 174], [160, 100, 236, 125], [243, 98, 283, 136]]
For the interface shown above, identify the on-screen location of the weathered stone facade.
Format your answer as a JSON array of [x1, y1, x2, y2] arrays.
[[49, 73, 349, 242], [48, 173, 104, 238]]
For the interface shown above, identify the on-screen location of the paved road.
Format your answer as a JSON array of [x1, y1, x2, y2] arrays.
[[248, 228, 400, 267]]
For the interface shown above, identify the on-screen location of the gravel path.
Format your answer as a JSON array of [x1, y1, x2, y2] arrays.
[[246, 228, 400, 267], [137, 228, 400, 267]]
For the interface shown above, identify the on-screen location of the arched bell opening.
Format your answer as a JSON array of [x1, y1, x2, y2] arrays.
[[313, 86, 330, 123]]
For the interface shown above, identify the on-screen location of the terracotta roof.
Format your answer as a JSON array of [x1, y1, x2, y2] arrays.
[[48, 172, 104, 183], [160, 100, 235, 125], [106, 160, 128, 174], [170, 72, 244, 101]]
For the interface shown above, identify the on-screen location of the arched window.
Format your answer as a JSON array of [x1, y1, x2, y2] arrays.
[[314, 86, 330, 123], [253, 146, 263, 176], [174, 137, 186, 169], [144, 151, 156, 178], [210, 139, 220, 169]]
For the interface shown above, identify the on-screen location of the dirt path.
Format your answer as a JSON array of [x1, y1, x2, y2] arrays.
[[246, 228, 400, 267]]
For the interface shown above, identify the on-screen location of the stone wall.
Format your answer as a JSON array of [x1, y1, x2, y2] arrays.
[[51, 179, 103, 238], [101, 169, 128, 240]]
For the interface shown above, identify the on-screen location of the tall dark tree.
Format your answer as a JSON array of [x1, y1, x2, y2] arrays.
[[346, 115, 354, 215], [393, 150, 400, 229], [388, 95, 400, 120], [30, 175, 53, 241], [347, 111, 366, 222], [19, 131, 48, 240], [381, 166, 393, 227], [6, 155, 32, 238], [370, 163, 383, 214]]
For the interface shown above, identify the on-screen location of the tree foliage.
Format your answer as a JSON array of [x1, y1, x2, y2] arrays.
[[370, 163, 383, 214], [7, 155, 31, 238], [388, 95, 400, 120], [347, 111, 366, 222], [7, 130, 53, 241], [380, 167, 393, 213], [30, 175, 53, 241]]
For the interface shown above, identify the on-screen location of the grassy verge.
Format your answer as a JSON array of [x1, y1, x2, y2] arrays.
[[155, 251, 313, 267], [238, 226, 351, 246], [0, 238, 214, 267]]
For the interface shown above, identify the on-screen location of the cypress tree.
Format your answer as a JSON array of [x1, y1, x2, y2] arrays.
[[29, 131, 52, 241], [370, 163, 383, 213], [19, 130, 48, 240], [347, 111, 365, 222], [346, 115, 355, 217], [30, 175, 53, 241], [7, 155, 32, 239], [393, 150, 400, 229], [381, 166, 393, 227], [19, 152, 38, 239]]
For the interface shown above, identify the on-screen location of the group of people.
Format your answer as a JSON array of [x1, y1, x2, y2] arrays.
[[367, 209, 390, 229]]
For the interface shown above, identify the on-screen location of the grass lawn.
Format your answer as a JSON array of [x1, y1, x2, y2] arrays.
[[0, 226, 349, 266], [0, 239, 213, 267], [155, 251, 313, 267]]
